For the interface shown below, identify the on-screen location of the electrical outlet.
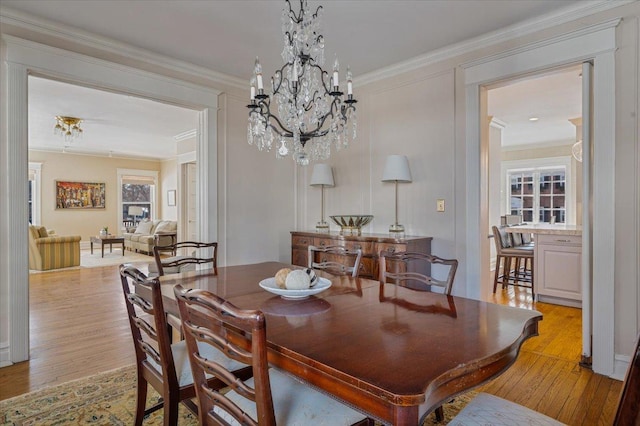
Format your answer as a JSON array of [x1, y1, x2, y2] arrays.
[[436, 199, 445, 212]]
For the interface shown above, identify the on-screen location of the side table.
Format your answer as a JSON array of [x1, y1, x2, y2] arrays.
[[90, 235, 125, 258]]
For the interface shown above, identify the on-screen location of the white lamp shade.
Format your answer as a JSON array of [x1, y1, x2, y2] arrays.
[[382, 155, 412, 182], [310, 164, 335, 187], [128, 206, 144, 216]]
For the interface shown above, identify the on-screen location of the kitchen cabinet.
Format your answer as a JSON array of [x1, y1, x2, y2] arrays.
[[506, 225, 582, 307], [536, 234, 582, 305]]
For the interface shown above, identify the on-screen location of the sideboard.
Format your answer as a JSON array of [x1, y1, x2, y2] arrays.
[[291, 231, 432, 280]]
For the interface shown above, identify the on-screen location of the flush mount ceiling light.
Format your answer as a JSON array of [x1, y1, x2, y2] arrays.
[[528, 117, 539, 122], [247, 0, 357, 166], [54, 116, 83, 144]]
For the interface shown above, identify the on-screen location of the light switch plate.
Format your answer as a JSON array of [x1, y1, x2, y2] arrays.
[[436, 199, 445, 212]]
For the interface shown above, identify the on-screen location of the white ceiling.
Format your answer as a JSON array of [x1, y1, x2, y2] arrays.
[[4, 0, 594, 158], [28, 76, 198, 160], [488, 65, 583, 148]]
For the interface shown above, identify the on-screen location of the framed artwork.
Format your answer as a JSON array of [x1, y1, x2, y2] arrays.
[[55, 181, 106, 209], [167, 189, 176, 206]]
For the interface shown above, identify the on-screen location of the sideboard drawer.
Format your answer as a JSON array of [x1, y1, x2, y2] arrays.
[[377, 243, 406, 255], [292, 235, 315, 247]]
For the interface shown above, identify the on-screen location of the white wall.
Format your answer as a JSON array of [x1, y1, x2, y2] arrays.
[[160, 158, 178, 220]]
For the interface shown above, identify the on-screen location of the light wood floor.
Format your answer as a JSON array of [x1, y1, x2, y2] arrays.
[[0, 265, 623, 425]]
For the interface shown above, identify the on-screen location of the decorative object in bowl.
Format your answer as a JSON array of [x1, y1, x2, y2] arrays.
[[259, 277, 332, 300], [329, 215, 374, 235]]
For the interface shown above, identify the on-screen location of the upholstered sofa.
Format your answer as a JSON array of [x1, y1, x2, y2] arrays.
[[122, 220, 177, 255], [28, 225, 81, 271]]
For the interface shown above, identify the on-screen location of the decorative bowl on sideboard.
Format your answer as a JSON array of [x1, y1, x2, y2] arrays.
[[329, 215, 374, 235]]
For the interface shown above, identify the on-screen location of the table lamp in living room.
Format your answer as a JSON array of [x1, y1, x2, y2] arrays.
[[128, 206, 144, 225], [382, 155, 412, 234], [310, 164, 335, 232]]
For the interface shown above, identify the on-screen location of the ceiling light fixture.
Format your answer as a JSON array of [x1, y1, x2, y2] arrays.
[[528, 117, 539, 122], [54, 116, 83, 144], [247, 0, 357, 166], [572, 140, 583, 162]]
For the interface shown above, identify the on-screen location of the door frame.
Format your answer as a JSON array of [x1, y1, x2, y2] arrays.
[[1, 35, 219, 363], [461, 20, 618, 376]]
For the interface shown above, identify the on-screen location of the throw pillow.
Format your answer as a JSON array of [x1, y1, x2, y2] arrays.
[[37, 226, 49, 238], [134, 220, 154, 235], [154, 221, 176, 234]]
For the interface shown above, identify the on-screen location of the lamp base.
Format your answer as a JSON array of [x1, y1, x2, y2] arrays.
[[315, 221, 330, 232], [389, 223, 405, 233]]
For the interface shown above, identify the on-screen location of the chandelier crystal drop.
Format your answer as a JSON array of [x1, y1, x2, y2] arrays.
[[54, 116, 83, 145], [247, 0, 357, 166]]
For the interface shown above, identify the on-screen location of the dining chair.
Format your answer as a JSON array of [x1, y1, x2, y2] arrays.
[[492, 225, 534, 297], [451, 333, 640, 425], [150, 241, 218, 341], [378, 250, 458, 295], [308, 244, 363, 277], [614, 333, 640, 425], [378, 250, 458, 422], [173, 284, 373, 426], [151, 241, 218, 277], [119, 264, 251, 425]]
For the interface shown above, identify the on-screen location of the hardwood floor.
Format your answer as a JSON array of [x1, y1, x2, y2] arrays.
[[0, 265, 623, 425]]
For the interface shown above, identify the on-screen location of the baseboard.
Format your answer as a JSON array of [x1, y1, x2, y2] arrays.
[[0, 343, 12, 367], [611, 353, 630, 381]]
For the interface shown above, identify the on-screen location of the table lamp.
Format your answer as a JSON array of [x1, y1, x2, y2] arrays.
[[382, 155, 412, 234], [310, 164, 335, 231], [128, 206, 144, 224]]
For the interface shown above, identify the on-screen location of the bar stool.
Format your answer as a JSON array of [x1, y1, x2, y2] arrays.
[[492, 225, 534, 297]]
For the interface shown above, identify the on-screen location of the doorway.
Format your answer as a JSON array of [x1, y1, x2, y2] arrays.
[[484, 65, 585, 364], [462, 21, 617, 376], [3, 37, 220, 364]]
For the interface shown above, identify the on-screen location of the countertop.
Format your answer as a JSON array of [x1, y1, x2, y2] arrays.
[[505, 224, 582, 236]]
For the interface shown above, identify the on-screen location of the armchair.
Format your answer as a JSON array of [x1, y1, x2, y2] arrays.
[[28, 225, 81, 270]]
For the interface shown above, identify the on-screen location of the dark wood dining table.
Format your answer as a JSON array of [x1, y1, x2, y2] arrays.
[[156, 261, 542, 425]]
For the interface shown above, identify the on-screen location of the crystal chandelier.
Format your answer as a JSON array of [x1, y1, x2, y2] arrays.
[[247, 0, 357, 166], [54, 116, 83, 144]]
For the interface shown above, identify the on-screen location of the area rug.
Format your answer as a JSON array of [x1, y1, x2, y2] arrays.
[[0, 365, 475, 425], [29, 250, 153, 274], [80, 249, 153, 268]]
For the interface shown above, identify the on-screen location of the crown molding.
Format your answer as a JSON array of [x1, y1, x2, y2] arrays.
[[28, 147, 167, 162], [174, 129, 197, 142], [0, 6, 247, 90], [356, 0, 631, 86]]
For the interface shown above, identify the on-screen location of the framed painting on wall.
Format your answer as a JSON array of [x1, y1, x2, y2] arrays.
[[55, 181, 106, 209], [167, 189, 176, 206]]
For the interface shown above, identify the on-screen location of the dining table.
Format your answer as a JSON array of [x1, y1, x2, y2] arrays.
[[154, 261, 542, 425]]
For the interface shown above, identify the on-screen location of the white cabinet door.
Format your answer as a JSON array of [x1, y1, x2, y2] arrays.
[[536, 234, 582, 303]]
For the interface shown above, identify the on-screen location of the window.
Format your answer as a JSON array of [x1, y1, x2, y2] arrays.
[[118, 169, 159, 229], [507, 168, 566, 224]]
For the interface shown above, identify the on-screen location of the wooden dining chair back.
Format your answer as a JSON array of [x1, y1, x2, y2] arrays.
[[379, 251, 458, 295], [119, 264, 197, 425], [153, 241, 218, 276], [614, 333, 640, 425], [174, 285, 371, 426], [308, 245, 363, 277]]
